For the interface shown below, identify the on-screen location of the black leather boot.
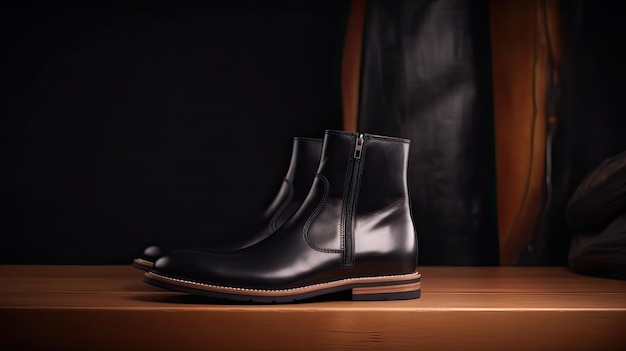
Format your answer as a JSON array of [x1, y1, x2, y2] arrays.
[[132, 137, 323, 270], [144, 130, 420, 302]]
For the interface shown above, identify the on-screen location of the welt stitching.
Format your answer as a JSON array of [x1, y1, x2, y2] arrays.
[[150, 271, 421, 293], [303, 173, 341, 254]]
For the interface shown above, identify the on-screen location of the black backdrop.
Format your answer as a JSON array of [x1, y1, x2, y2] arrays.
[[4, 1, 625, 266], [0, 2, 348, 264], [545, 0, 626, 264]]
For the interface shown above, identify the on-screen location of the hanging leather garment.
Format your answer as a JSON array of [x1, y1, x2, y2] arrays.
[[357, 0, 498, 265]]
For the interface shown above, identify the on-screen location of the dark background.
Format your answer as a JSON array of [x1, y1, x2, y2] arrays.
[[1, 1, 347, 263], [545, 0, 626, 266], [2, 1, 625, 266]]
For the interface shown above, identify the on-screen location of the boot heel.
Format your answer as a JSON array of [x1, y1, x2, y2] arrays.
[[351, 281, 421, 301]]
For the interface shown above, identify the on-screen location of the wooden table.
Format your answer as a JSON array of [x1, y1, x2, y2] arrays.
[[1, 266, 625, 350]]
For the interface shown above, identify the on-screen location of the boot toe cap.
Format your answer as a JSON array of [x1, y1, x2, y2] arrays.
[[142, 245, 163, 261], [152, 251, 223, 283]]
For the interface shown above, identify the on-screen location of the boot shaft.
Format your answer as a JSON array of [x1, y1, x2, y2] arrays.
[[316, 131, 411, 204], [309, 130, 417, 268], [262, 137, 322, 232], [284, 137, 323, 199]]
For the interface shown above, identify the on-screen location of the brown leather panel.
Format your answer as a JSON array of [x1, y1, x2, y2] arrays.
[[491, 0, 560, 264], [341, 0, 366, 132]]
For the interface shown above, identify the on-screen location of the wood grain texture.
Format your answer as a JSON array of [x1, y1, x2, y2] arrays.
[[1, 266, 625, 350]]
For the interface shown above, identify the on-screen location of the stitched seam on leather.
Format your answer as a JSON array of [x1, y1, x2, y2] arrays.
[[269, 178, 294, 232], [303, 173, 341, 254], [149, 271, 421, 293], [325, 130, 410, 144], [325, 130, 356, 137], [365, 134, 410, 144]]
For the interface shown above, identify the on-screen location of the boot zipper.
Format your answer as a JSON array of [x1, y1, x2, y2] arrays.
[[354, 133, 364, 159], [344, 133, 364, 266]]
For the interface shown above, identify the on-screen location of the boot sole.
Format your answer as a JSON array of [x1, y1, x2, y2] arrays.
[[132, 258, 154, 271], [143, 271, 421, 303]]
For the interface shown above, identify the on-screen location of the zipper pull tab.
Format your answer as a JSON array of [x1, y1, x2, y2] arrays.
[[354, 134, 364, 159]]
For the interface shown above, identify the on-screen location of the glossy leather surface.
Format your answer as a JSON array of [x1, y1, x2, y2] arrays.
[[138, 137, 322, 262], [357, 0, 499, 265], [152, 130, 418, 289]]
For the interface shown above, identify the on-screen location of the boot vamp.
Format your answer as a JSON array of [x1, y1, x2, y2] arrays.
[[151, 223, 413, 290], [152, 228, 343, 290]]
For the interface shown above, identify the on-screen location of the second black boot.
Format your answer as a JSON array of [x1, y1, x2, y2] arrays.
[[144, 130, 420, 302], [133, 137, 322, 270]]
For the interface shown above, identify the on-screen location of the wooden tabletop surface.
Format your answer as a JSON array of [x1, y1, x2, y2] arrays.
[[1, 266, 625, 350]]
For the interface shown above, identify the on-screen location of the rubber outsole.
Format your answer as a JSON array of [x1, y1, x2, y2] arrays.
[[143, 271, 421, 303]]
